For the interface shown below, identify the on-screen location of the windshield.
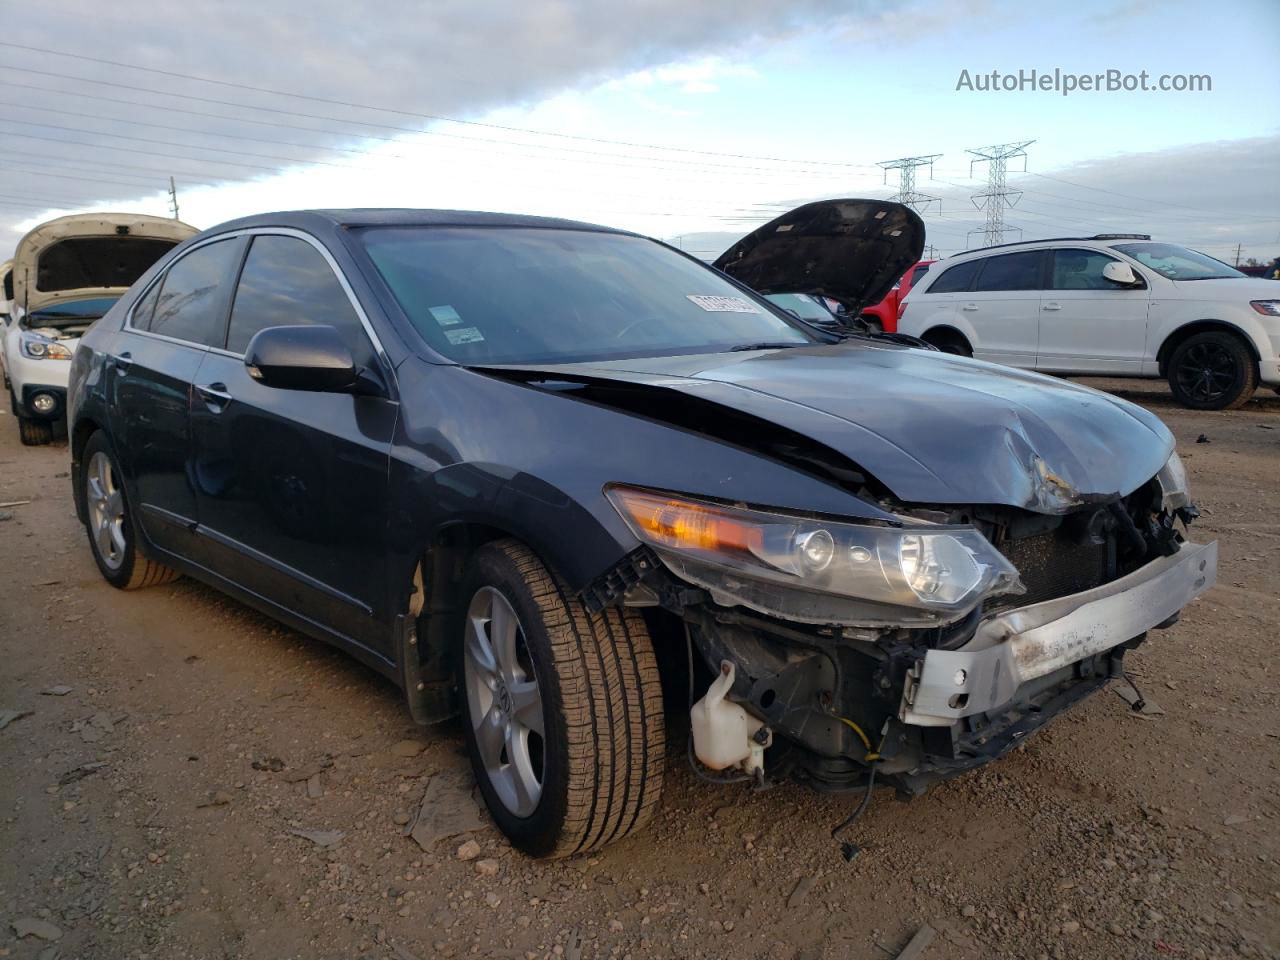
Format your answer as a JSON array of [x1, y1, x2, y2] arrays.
[[1112, 242, 1245, 281], [764, 293, 836, 324], [28, 296, 120, 324], [358, 227, 813, 364]]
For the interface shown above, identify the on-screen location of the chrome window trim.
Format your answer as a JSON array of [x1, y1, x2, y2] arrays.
[[125, 227, 390, 370]]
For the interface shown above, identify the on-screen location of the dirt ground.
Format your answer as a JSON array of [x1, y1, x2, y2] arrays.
[[1, 377, 1277, 960]]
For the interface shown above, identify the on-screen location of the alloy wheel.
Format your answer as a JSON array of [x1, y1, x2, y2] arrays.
[[463, 586, 545, 816], [1175, 341, 1238, 404], [86, 451, 127, 570]]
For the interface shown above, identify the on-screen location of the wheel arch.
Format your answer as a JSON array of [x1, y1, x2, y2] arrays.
[[70, 415, 104, 524], [1157, 320, 1260, 377], [921, 325, 972, 349]]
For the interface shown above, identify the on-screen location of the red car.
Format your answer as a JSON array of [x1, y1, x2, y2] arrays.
[[860, 259, 935, 332]]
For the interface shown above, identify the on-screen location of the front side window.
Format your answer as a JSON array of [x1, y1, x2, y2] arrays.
[[1050, 249, 1130, 290], [1111, 242, 1244, 281], [227, 235, 372, 363], [358, 227, 814, 365], [926, 259, 980, 294], [973, 251, 1045, 292], [149, 239, 241, 346]]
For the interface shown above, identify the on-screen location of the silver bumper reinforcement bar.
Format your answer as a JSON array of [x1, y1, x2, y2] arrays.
[[900, 540, 1217, 727]]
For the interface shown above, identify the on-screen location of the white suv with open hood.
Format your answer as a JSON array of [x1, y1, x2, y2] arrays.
[[898, 235, 1280, 410], [2, 213, 196, 444]]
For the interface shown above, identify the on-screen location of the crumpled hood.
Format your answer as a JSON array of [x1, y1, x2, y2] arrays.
[[499, 342, 1174, 511]]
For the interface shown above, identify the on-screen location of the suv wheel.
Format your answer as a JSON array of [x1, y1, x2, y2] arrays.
[[81, 431, 181, 590], [923, 329, 973, 357], [1167, 331, 1257, 410], [458, 540, 664, 858], [18, 416, 54, 446]]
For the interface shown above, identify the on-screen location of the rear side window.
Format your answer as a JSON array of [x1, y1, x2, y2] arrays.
[[907, 264, 930, 288], [149, 239, 241, 346], [227, 235, 372, 364], [130, 281, 161, 330], [926, 259, 980, 293], [973, 251, 1044, 292], [1051, 249, 1125, 290]]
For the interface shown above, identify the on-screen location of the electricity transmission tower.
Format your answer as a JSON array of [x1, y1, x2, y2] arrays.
[[878, 154, 942, 214], [966, 140, 1034, 246]]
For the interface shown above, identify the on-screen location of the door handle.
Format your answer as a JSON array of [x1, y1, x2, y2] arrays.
[[113, 351, 132, 373], [962, 303, 979, 311], [1042, 302, 1062, 311], [196, 382, 232, 411]]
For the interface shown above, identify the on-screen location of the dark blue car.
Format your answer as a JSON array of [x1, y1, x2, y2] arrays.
[[67, 201, 1215, 857]]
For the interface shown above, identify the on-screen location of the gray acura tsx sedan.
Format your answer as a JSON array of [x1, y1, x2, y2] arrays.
[[67, 200, 1216, 857]]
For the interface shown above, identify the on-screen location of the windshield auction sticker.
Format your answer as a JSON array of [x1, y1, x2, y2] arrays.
[[429, 304, 463, 326], [686, 295, 760, 313]]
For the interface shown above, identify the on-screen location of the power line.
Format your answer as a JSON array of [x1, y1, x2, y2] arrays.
[[0, 41, 876, 171], [0, 79, 874, 181]]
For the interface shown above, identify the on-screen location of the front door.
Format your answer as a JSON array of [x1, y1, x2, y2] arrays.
[[188, 233, 397, 656], [1035, 248, 1152, 374], [110, 237, 244, 555]]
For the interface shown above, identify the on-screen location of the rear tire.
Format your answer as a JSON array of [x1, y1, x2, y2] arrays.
[[81, 431, 181, 590], [18, 416, 54, 446], [1167, 331, 1257, 410], [458, 539, 665, 858], [923, 329, 973, 357]]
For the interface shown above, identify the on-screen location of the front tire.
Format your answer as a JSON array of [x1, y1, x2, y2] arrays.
[[1167, 331, 1257, 410], [458, 540, 665, 858], [81, 431, 181, 590], [923, 329, 973, 357], [18, 416, 54, 446]]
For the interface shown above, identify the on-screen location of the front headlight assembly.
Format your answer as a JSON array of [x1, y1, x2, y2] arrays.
[[1156, 450, 1191, 511], [607, 486, 1023, 627], [20, 333, 73, 360]]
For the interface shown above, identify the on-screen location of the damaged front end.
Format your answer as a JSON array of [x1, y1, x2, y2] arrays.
[[594, 460, 1215, 797]]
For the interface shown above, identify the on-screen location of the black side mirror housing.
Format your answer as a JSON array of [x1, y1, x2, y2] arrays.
[[244, 324, 358, 393]]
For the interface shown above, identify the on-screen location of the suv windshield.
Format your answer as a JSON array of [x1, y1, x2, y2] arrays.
[[1112, 242, 1244, 281], [358, 227, 813, 364], [28, 296, 121, 326], [764, 293, 836, 324]]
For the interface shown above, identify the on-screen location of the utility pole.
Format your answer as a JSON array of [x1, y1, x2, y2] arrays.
[[966, 140, 1034, 247], [877, 154, 942, 214], [1233, 243, 1242, 267], [167, 177, 180, 220]]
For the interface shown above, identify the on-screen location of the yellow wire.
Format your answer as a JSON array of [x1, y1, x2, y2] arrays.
[[836, 716, 881, 762]]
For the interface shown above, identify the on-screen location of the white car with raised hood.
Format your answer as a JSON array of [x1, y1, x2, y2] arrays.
[[898, 235, 1280, 410], [2, 213, 196, 444]]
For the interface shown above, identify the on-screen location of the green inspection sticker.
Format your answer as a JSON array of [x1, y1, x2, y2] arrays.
[[429, 304, 463, 326]]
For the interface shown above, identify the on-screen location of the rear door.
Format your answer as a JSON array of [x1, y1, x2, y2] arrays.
[[1035, 248, 1152, 374], [965, 250, 1046, 369], [188, 231, 398, 656], [110, 236, 245, 555]]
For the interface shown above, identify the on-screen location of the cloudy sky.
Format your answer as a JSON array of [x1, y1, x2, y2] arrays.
[[1, 0, 1278, 265]]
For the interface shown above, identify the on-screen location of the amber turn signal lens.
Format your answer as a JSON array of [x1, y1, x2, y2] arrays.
[[609, 488, 762, 556]]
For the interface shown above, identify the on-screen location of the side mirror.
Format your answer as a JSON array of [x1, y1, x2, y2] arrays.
[[244, 324, 357, 393], [1102, 261, 1140, 286]]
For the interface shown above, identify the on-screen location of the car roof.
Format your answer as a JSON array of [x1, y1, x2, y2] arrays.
[[204, 208, 636, 236], [941, 234, 1151, 261]]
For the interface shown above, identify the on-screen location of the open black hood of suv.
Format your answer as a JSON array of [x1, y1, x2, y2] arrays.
[[713, 199, 925, 316]]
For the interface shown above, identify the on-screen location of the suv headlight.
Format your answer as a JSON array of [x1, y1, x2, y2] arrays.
[[20, 333, 73, 360], [607, 486, 1023, 627], [1249, 300, 1280, 317], [1156, 450, 1191, 510]]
